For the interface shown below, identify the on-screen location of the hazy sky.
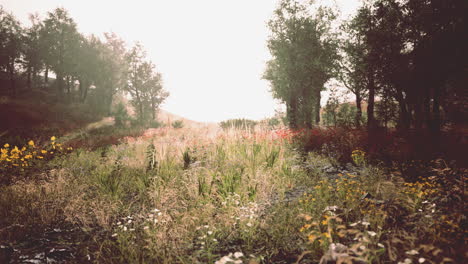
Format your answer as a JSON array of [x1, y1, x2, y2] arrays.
[[1, 0, 360, 122]]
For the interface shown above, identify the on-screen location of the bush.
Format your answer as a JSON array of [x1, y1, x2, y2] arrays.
[[171, 120, 184, 129], [112, 103, 131, 127], [148, 119, 164, 128]]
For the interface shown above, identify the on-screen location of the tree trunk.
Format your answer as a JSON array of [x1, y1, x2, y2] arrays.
[[79, 79, 84, 100], [79, 79, 90, 103], [303, 88, 313, 129], [57, 71, 64, 95], [315, 89, 321, 125], [8, 61, 16, 96], [27, 65, 32, 90], [151, 99, 156, 120], [32, 68, 38, 89], [44, 66, 49, 87], [367, 72, 375, 130], [288, 97, 298, 129], [395, 88, 410, 131], [423, 90, 431, 129], [355, 94, 362, 128], [135, 88, 144, 122], [432, 85, 441, 134], [66, 76, 71, 94]]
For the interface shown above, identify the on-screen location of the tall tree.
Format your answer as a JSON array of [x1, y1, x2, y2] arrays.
[[264, 0, 339, 129], [41, 8, 80, 95], [22, 13, 44, 90], [0, 7, 23, 94], [125, 43, 167, 123]]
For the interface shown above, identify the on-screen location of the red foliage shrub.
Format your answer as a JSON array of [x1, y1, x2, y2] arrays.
[[292, 127, 467, 169]]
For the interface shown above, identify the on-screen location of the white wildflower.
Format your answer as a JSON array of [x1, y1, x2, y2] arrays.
[[406, 249, 419, 255], [367, 231, 377, 237], [418, 258, 426, 263], [215, 256, 234, 264], [233, 252, 244, 258], [377, 243, 385, 248]]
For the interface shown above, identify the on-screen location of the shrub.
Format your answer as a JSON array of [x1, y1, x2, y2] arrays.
[[172, 120, 184, 129], [148, 119, 164, 128], [112, 103, 131, 127]]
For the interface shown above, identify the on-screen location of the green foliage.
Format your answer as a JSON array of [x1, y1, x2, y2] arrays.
[[147, 119, 164, 128], [112, 102, 130, 127], [375, 96, 398, 128], [322, 89, 361, 128], [0, 6, 23, 92], [171, 120, 184, 129], [146, 142, 158, 172], [265, 147, 280, 168], [219, 118, 257, 130], [182, 147, 194, 169], [97, 156, 123, 198], [125, 44, 169, 123], [264, 0, 340, 128]]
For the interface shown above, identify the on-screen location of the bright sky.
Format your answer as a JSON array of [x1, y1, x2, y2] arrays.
[[1, 0, 360, 122]]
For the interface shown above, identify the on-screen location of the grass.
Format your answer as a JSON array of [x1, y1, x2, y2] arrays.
[[0, 125, 465, 263]]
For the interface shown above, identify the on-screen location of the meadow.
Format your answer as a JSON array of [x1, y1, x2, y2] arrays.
[[0, 124, 464, 264]]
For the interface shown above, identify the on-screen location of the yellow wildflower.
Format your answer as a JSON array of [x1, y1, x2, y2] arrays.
[[51, 136, 56, 141], [4, 143, 9, 148], [28, 140, 35, 147], [308, 234, 318, 242]]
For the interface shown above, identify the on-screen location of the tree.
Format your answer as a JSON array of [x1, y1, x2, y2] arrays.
[[340, 18, 369, 127], [22, 13, 43, 90], [322, 89, 340, 126], [347, 0, 468, 132], [125, 43, 167, 123], [0, 7, 23, 94], [264, 0, 339, 129], [99, 32, 128, 114], [41, 8, 80, 95]]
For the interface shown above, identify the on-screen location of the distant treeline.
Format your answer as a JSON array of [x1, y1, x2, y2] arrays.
[[264, 0, 467, 132], [0, 6, 168, 122]]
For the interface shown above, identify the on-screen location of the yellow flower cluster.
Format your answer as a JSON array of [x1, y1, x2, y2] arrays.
[[300, 214, 346, 246], [351, 149, 366, 166], [1, 136, 72, 172], [403, 178, 439, 199], [335, 173, 366, 202]]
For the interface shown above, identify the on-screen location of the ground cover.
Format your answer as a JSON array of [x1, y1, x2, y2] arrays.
[[0, 126, 465, 263]]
